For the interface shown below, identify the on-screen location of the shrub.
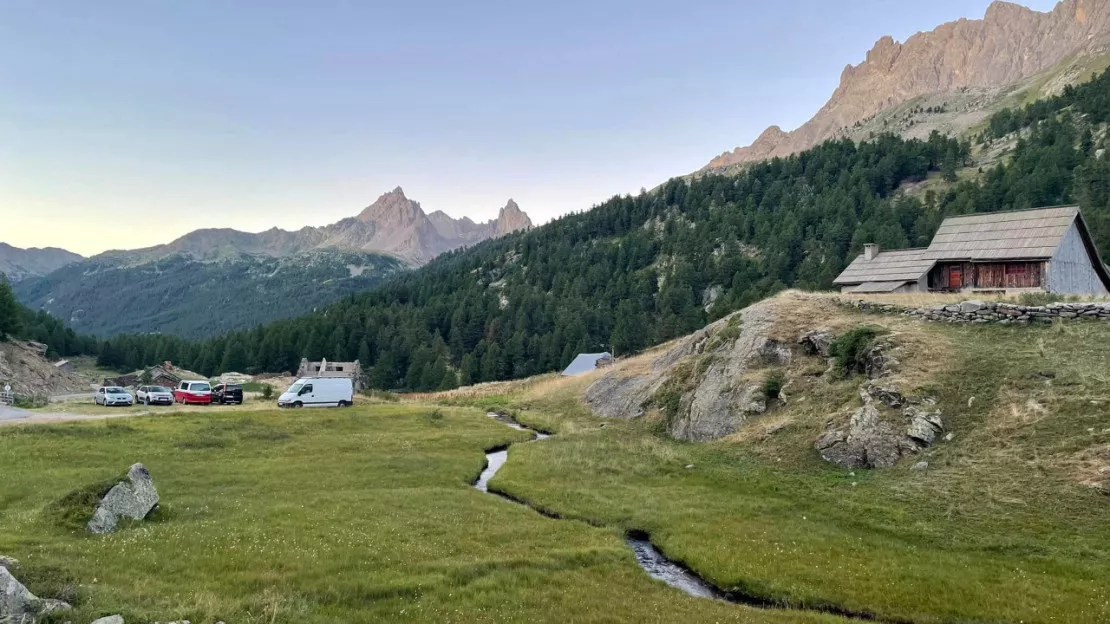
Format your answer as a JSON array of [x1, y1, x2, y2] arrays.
[[762, 370, 786, 400], [13, 394, 48, 409], [44, 479, 117, 531], [260, 385, 274, 401], [1017, 292, 1066, 307], [828, 325, 888, 376], [363, 389, 400, 402]]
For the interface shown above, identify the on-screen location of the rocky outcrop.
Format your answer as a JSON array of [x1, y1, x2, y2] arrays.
[[91, 616, 125, 624], [0, 565, 71, 622], [798, 330, 832, 357], [815, 383, 944, 469], [707, 0, 1110, 170], [88, 463, 160, 534], [585, 300, 789, 441], [0, 340, 88, 398]]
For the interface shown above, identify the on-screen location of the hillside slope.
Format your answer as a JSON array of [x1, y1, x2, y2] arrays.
[[15, 250, 403, 338], [706, 0, 1110, 171], [0, 243, 82, 283], [445, 290, 1110, 623]]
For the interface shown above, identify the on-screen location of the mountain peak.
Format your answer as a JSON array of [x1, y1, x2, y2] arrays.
[[357, 187, 426, 225], [705, 0, 1110, 171], [496, 199, 533, 235]]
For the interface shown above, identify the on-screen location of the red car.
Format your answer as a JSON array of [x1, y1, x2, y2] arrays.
[[174, 380, 213, 405]]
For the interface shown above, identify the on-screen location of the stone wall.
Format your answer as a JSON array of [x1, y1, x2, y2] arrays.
[[839, 298, 1110, 324]]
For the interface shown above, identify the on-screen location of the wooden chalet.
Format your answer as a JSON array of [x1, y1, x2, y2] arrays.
[[834, 206, 1110, 295]]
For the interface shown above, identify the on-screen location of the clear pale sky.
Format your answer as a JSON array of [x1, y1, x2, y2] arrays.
[[1, 0, 1059, 256]]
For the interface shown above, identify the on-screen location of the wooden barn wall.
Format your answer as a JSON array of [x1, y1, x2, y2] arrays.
[[1047, 221, 1110, 294], [930, 262, 1045, 290]]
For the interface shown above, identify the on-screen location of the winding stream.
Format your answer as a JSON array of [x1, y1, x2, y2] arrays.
[[473, 412, 899, 623], [474, 413, 743, 603]]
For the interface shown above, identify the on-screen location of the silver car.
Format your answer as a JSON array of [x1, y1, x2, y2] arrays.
[[95, 386, 133, 407], [136, 385, 174, 406]]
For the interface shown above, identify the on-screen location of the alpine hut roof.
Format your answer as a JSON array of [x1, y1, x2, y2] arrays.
[[561, 352, 613, 376], [921, 205, 1080, 261]]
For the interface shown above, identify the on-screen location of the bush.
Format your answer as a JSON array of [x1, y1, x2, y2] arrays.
[[363, 389, 400, 402], [828, 326, 888, 376], [260, 385, 274, 401], [1017, 292, 1066, 307], [13, 394, 48, 409], [44, 479, 117, 531], [762, 370, 785, 400]]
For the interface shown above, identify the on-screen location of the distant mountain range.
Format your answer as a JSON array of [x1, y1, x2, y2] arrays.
[[101, 187, 532, 267], [0, 243, 83, 282], [9, 188, 532, 337], [705, 0, 1110, 170]]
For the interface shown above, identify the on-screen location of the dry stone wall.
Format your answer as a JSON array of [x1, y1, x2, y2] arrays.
[[840, 298, 1110, 324]]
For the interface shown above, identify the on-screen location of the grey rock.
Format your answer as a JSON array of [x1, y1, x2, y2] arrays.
[[0, 566, 38, 622], [816, 385, 945, 470], [0, 566, 70, 622], [868, 384, 906, 408], [754, 337, 791, 366], [584, 375, 651, 420], [39, 598, 73, 614], [798, 330, 833, 357], [911, 461, 929, 471], [905, 406, 944, 446], [91, 616, 125, 624], [0, 555, 17, 570], [585, 300, 787, 442], [87, 463, 160, 534], [960, 300, 984, 313]]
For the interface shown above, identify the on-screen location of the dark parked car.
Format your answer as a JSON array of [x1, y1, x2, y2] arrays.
[[211, 383, 244, 405]]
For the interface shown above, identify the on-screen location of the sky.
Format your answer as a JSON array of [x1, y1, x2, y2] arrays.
[[0, 0, 1060, 256]]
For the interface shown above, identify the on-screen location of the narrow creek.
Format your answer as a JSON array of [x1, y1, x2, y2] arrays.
[[474, 412, 903, 623]]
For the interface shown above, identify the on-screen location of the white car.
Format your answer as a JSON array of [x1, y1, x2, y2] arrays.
[[95, 386, 133, 407], [278, 377, 354, 408], [136, 385, 174, 406]]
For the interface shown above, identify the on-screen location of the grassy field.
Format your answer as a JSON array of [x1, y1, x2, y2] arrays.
[[468, 308, 1110, 624], [6, 300, 1110, 623], [0, 404, 843, 623]]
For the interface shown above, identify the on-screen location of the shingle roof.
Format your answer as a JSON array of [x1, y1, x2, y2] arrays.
[[847, 281, 914, 293], [922, 206, 1079, 261], [833, 249, 934, 285], [833, 206, 1095, 286], [561, 353, 612, 376]]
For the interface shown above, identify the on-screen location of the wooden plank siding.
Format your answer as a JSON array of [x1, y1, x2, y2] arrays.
[[929, 261, 1045, 290]]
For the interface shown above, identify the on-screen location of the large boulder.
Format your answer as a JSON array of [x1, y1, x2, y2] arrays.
[[815, 383, 944, 469], [88, 463, 160, 534], [0, 566, 71, 623]]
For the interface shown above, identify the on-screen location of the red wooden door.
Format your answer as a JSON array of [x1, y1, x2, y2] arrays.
[[948, 265, 963, 289]]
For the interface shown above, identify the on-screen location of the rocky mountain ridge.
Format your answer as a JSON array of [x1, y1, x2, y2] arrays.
[[707, 0, 1110, 170], [103, 187, 532, 267], [0, 243, 82, 283]]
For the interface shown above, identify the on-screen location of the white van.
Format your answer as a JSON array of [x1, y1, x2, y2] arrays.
[[277, 377, 354, 408]]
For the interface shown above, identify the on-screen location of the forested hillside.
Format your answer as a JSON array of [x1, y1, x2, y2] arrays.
[[55, 68, 1110, 388], [15, 250, 403, 338], [0, 277, 98, 357]]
